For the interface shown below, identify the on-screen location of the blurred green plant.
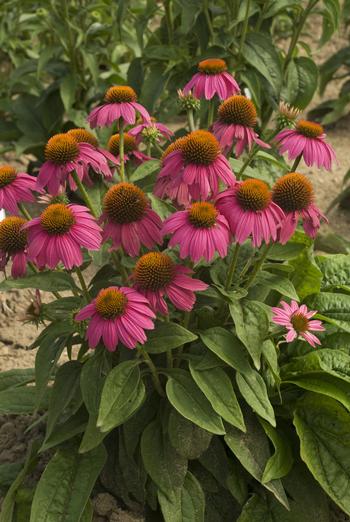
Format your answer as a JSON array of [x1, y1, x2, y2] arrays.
[[0, 0, 340, 160]]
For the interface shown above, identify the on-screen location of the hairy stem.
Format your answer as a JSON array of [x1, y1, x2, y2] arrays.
[[18, 203, 32, 221], [291, 154, 302, 172], [187, 109, 196, 132], [244, 243, 272, 289], [76, 266, 90, 301], [139, 346, 165, 396], [119, 119, 126, 182], [71, 171, 97, 217]]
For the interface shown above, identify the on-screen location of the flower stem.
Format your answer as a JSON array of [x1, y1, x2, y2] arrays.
[[207, 99, 215, 128], [146, 142, 152, 157], [119, 119, 126, 182], [187, 109, 196, 132], [237, 0, 251, 66], [18, 203, 32, 221], [71, 171, 97, 218], [237, 146, 257, 178], [291, 155, 302, 172], [111, 250, 128, 283], [163, 0, 174, 44], [244, 243, 272, 289], [225, 243, 241, 291], [203, 0, 214, 40], [76, 266, 90, 302], [138, 346, 165, 396], [174, 311, 191, 368]]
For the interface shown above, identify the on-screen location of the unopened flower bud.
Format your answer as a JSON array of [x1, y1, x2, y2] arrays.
[[276, 101, 301, 130], [177, 89, 200, 112]]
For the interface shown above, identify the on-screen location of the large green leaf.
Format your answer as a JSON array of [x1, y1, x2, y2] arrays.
[[0, 386, 49, 414], [260, 420, 293, 483], [0, 272, 78, 292], [289, 252, 322, 299], [0, 368, 35, 391], [144, 321, 197, 354], [189, 362, 245, 431], [225, 409, 288, 509], [286, 373, 350, 411], [236, 368, 276, 426], [317, 254, 350, 289], [285, 57, 318, 109], [97, 360, 145, 432], [166, 371, 225, 435], [30, 444, 106, 522], [229, 300, 269, 369], [243, 33, 282, 95], [181, 472, 205, 522], [256, 272, 299, 301], [129, 159, 160, 182], [199, 328, 251, 374], [168, 409, 212, 460], [294, 393, 350, 515], [306, 292, 350, 332], [282, 348, 350, 383]]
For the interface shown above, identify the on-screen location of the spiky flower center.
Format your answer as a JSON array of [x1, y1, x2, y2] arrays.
[[135, 252, 175, 290], [67, 128, 98, 148], [95, 288, 128, 319], [108, 133, 137, 156], [218, 95, 257, 127], [162, 137, 187, 164], [296, 120, 324, 138], [0, 165, 17, 188], [0, 216, 27, 254], [291, 312, 309, 333], [236, 179, 271, 211], [45, 134, 79, 165], [198, 58, 227, 74], [182, 130, 220, 165], [104, 86, 137, 104], [272, 173, 313, 212], [103, 183, 148, 224], [188, 202, 218, 228], [40, 204, 75, 235]]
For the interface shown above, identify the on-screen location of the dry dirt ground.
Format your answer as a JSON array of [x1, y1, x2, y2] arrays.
[[0, 14, 349, 522]]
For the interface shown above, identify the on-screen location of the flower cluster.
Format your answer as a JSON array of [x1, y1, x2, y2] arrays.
[[0, 61, 334, 351]]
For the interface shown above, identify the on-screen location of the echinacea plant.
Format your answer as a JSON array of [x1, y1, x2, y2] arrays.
[[2, 71, 350, 522]]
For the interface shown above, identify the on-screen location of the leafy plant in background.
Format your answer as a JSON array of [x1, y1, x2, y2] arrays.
[[0, 0, 340, 165], [0, 31, 350, 519]]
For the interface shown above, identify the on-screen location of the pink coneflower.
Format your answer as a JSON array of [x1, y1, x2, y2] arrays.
[[272, 173, 327, 243], [132, 252, 208, 315], [213, 95, 270, 155], [0, 216, 29, 278], [87, 86, 150, 128], [100, 183, 162, 257], [274, 120, 336, 171], [215, 179, 285, 247], [23, 203, 102, 269], [75, 287, 155, 351], [183, 59, 240, 100], [272, 300, 325, 347], [162, 202, 230, 263], [37, 134, 113, 196], [128, 119, 173, 144], [0, 165, 36, 215], [154, 130, 235, 206], [107, 133, 151, 166]]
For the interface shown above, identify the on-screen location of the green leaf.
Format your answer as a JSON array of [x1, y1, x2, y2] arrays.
[[243, 33, 282, 95], [60, 74, 77, 112], [317, 253, 350, 289], [0, 386, 49, 414], [294, 393, 350, 515], [306, 292, 350, 332], [285, 57, 318, 109], [0, 272, 79, 292], [168, 409, 212, 460], [141, 418, 187, 495], [282, 348, 350, 383], [320, 0, 340, 46], [0, 368, 35, 391], [30, 444, 106, 522], [268, 242, 306, 260], [0, 462, 23, 488], [286, 373, 350, 411], [199, 328, 251, 374], [289, 252, 322, 300], [260, 420, 293, 483], [229, 300, 269, 369], [225, 409, 288, 509], [181, 472, 205, 522], [236, 368, 276, 427], [129, 159, 160, 182], [46, 361, 82, 438], [256, 271, 299, 301], [189, 362, 245, 431], [41, 409, 87, 452], [166, 371, 226, 435], [97, 360, 145, 432], [144, 321, 197, 354]]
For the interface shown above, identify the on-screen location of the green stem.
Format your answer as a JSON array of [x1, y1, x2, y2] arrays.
[[225, 243, 241, 291], [238, 146, 257, 178], [138, 346, 165, 396], [203, 0, 214, 40], [291, 155, 302, 172], [28, 262, 61, 299], [111, 250, 128, 283], [71, 171, 97, 217], [76, 266, 90, 302], [119, 119, 125, 182], [146, 142, 152, 157], [18, 203, 32, 221], [155, 142, 164, 156], [207, 99, 215, 128], [237, 0, 251, 66], [174, 311, 191, 368], [187, 109, 196, 132], [163, 0, 174, 44], [244, 243, 272, 289]]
